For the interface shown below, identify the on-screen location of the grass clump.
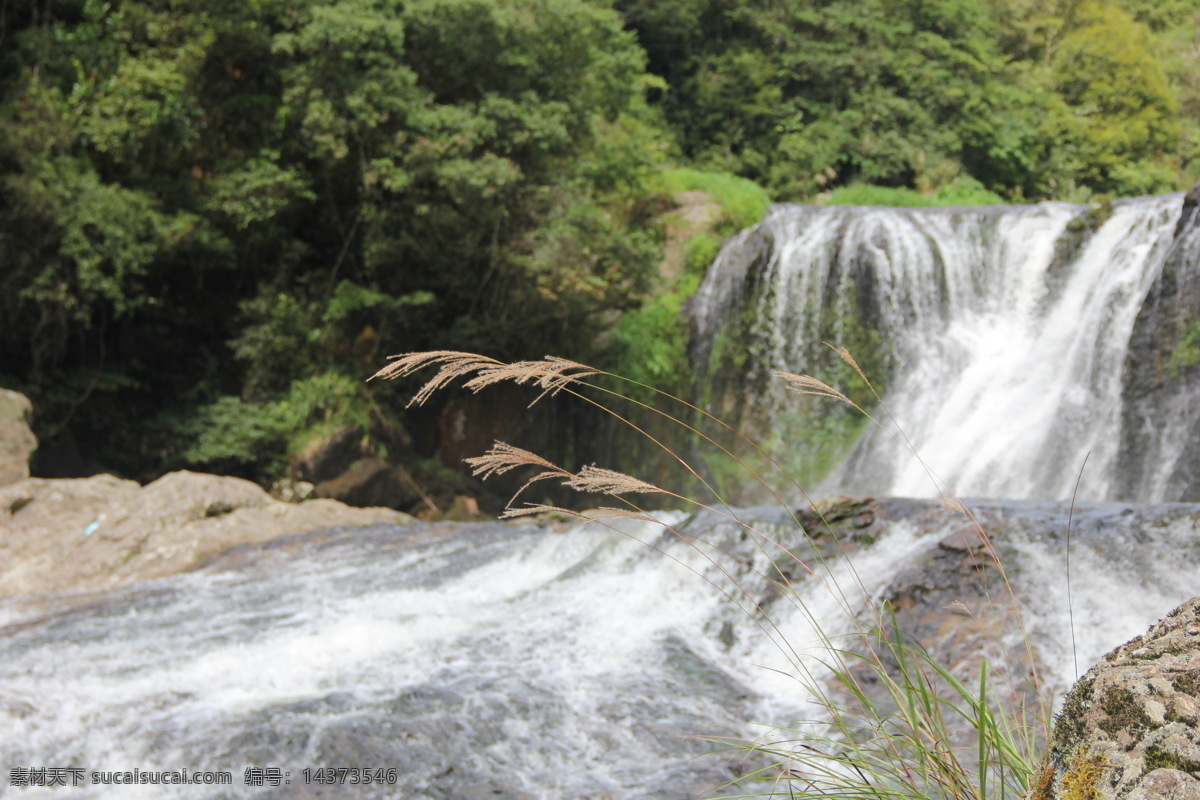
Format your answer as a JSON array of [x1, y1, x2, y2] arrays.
[[373, 348, 1047, 799], [663, 168, 773, 231], [685, 232, 725, 274], [828, 178, 1006, 208], [1168, 318, 1200, 375]]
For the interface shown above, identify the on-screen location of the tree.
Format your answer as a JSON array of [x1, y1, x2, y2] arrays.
[[1042, 0, 1180, 194], [0, 0, 669, 483]]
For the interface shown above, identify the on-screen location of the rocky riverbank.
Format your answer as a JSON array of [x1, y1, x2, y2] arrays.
[[0, 388, 408, 600], [0, 471, 409, 601]]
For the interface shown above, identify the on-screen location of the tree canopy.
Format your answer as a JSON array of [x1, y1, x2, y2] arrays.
[[0, 0, 1196, 497]]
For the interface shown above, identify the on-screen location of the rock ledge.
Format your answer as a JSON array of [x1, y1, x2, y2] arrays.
[[0, 470, 409, 600]]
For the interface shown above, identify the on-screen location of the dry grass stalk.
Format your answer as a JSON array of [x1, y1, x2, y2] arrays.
[[830, 342, 870, 386], [372, 352, 600, 409], [464, 442, 574, 504], [465, 357, 599, 403], [464, 442, 565, 480], [566, 465, 665, 496], [500, 503, 571, 519], [465, 442, 664, 512], [776, 371, 853, 405], [941, 495, 969, 516], [370, 351, 502, 406], [587, 507, 663, 523], [499, 505, 660, 524]]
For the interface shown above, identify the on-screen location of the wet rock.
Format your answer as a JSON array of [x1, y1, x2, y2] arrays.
[[792, 496, 879, 551], [1176, 181, 1200, 240], [1118, 185, 1200, 501], [833, 503, 1041, 754], [292, 427, 369, 484], [315, 457, 422, 511], [938, 525, 991, 552], [1027, 597, 1200, 800], [0, 470, 409, 599], [0, 389, 37, 488], [799, 495, 877, 533]]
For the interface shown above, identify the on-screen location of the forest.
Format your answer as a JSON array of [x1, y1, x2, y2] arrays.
[[1, 0, 1198, 510]]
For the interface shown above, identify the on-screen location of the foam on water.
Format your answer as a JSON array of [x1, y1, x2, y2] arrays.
[[2, 500, 1198, 799]]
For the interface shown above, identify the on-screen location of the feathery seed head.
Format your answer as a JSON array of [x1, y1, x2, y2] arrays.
[[370, 351, 503, 407], [566, 465, 664, 495], [465, 357, 599, 404], [465, 442, 568, 481], [776, 371, 852, 405]]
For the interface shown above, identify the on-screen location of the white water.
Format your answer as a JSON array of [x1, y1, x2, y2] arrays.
[[692, 195, 1187, 502], [2, 505, 1197, 799], [0, 516, 838, 799]]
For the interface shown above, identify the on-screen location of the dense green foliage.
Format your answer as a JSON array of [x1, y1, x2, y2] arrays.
[[660, 167, 771, 230], [828, 178, 1007, 207], [620, 0, 1197, 199], [0, 0, 1197, 497], [0, 0, 667, 483]]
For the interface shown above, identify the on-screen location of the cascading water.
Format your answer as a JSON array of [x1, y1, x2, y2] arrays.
[[691, 193, 1200, 502], [5, 194, 1200, 799], [3, 503, 1199, 799]]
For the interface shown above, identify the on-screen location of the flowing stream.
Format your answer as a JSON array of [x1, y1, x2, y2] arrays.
[[3, 502, 1199, 799]]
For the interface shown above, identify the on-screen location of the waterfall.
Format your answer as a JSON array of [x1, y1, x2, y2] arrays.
[[691, 193, 1199, 502]]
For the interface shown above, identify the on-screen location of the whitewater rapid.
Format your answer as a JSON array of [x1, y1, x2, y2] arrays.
[[2, 501, 1198, 799]]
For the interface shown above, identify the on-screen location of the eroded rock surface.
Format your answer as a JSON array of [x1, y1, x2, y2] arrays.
[[0, 390, 37, 488], [0, 470, 409, 599], [1029, 597, 1200, 800]]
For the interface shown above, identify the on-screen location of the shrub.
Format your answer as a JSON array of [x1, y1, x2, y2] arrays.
[[180, 371, 371, 478], [1169, 318, 1200, 375]]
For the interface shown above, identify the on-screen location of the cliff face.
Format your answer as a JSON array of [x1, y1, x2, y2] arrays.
[[1027, 597, 1200, 800], [1117, 185, 1200, 502]]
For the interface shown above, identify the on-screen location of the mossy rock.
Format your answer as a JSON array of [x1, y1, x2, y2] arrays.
[[1026, 598, 1200, 800]]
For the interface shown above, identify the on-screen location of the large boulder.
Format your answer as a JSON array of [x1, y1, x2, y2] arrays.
[[1027, 597, 1200, 800], [314, 456, 426, 510], [291, 426, 369, 484], [0, 389, 37, 487], [0, 470, 410, 599]]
